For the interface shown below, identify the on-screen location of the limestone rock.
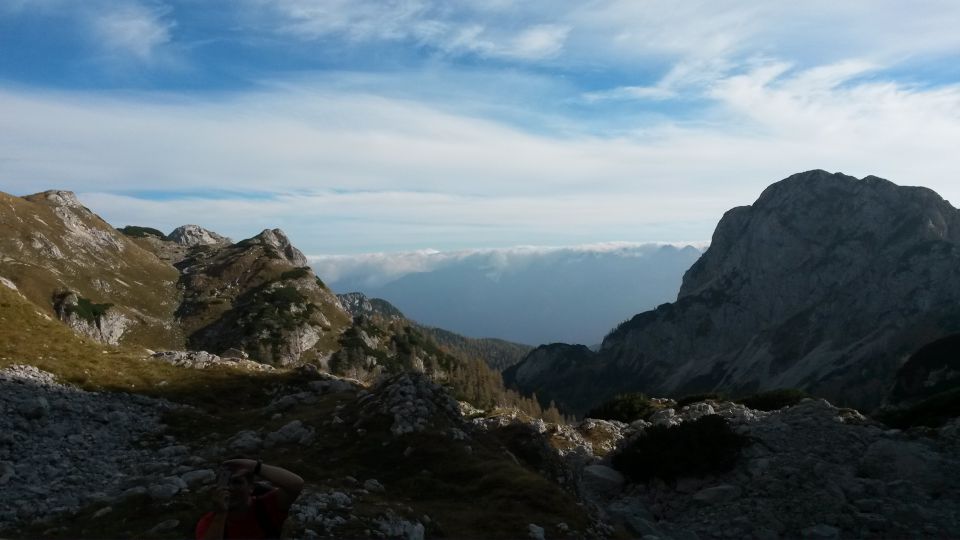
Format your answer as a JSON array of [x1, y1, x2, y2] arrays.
[[581, 465, 625, 498], [507, 171, 960, 414], [166, 224, 230, 247]]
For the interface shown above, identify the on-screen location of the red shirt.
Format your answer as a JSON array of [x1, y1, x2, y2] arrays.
[[195, 489, 287, 540]]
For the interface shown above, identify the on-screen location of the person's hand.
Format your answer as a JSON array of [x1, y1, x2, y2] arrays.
[[212, 487, 230, 513]]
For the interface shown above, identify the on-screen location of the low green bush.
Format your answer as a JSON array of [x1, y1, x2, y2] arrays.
[[876, 387, 960, 429], [611, 415, 747, 483], [675, 393, 726, 409], [280, 267, 312, 280], [67, 297, 114, 323], [117, 225, 165, 239], [586, 392, 658, 422], [736, 388, 810, 411]]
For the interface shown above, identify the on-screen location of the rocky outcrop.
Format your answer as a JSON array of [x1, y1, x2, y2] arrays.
[[509, 171, 960, 413], [175, 228, 350, 365], [149, 350, 275, 371], [252, 228, 309, 267], [53, 290, 130, 345], [337, 292, 406, 322], [166, 224, 230, 247]]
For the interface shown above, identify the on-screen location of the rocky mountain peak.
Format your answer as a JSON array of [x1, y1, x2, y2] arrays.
[[252, 228, 309, 266], [30, 190, 86, 211], [166, 225, 230, 247], [679, 170, 960, 300], [510, 171, 960, 413]]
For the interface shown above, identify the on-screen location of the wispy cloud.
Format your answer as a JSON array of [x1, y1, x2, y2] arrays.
[[91, 3, 174, 63], [249, 0, 570, 61]]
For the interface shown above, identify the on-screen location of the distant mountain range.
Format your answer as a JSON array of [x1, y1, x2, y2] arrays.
[[506, 170, 960, 414], [321, 244, 704, 345]]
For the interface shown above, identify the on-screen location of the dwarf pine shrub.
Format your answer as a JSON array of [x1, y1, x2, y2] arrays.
[[675, 392, 726, 408], [736, 388, 810, 411], [611, 414, 747, 483], [586, 392, 658, 422]]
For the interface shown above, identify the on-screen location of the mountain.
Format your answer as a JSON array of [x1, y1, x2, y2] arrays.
[[506, 170, 960, 414], [0, 190, 351, 364], [326, 244, 703, 345], [337, 292, 532, 372], [3, 183, 960, 539], [0, 190, 184, 348]]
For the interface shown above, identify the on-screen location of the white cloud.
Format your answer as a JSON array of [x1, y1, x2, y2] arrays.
[[3, 58, 960, 253], [501, 24, 569, 60], [308, 242, 707, 288], [92, 3, 174, 62], [1, 0, 176, 65]]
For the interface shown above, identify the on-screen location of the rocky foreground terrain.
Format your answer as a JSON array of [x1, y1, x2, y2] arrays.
[[2, 356, 958, 539]]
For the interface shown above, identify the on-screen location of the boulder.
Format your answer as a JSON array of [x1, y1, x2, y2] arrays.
[[581, 465, 625, 498], [692, 484, 741, 504]]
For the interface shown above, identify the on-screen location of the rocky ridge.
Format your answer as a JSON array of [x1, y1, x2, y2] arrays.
[[338, 292, 532, 372]]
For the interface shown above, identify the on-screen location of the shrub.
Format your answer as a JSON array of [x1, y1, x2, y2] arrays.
[[67, 297, 113, 323], [117, 225, 165, 239], [675, 393, 726, 409], [736, 388, 810, 411], [265, 286, 306, 305], [280, 267, 312, 280], [611, 415, 747, 483], [586, 392, 658, 422], [876, 387, 960, 429]]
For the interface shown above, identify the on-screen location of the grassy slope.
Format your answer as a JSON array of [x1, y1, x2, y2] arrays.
[[0, 192, 183, 350]]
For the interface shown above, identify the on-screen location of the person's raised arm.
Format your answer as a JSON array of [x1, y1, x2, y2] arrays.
[[223, 459, 304, 510]]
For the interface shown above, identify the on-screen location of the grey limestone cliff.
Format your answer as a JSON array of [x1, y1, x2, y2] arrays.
[[508, 171, 960, 414]]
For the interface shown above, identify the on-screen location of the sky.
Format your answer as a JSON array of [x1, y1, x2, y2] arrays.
[[2, 1, 960, 255]]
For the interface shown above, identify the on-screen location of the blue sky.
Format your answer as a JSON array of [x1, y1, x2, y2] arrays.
[[2, 1, 960, 255]]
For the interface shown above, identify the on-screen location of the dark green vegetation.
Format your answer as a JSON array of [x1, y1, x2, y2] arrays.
[[420, 325, 532, 372], [736, 389, 811, 411], [62, 295, 114, 323], [611, 415, 748, 483], [331, 317, 563, 422], [280, 266, 312, 280], [117, 225, 166, 239], [586, 392, 662, 422], [675, 393, 726, 408], [877, 388, 960, 429], [890, 333, 960, 404]]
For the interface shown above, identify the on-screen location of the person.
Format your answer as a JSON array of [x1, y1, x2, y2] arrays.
[[195, 458, 304, 540]]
